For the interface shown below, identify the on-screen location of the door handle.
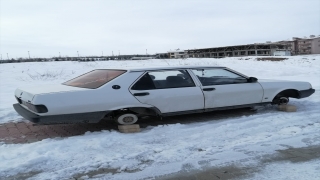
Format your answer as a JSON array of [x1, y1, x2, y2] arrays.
[[133, 92, 150, 96], [202, 88, 215, 91]]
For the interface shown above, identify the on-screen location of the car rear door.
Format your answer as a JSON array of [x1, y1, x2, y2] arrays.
[[129, 70, 204, 114], [190, 68, 264, 109]]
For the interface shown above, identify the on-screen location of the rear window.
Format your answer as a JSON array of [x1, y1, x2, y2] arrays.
[[63, 69, 126, 89]]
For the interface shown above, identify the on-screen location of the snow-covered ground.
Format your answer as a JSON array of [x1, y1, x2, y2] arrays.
[[0, 56, 319, 179]]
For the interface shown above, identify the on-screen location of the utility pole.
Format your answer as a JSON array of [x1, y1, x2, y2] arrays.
[[59, 52, 61, 58], [28, 51, 30, 59], [146, 49, 147, 55], [7, 53, 9, 60], [77, 51, 79, 57], [112, 51, 114, 56], [118, 50, 120, 56]]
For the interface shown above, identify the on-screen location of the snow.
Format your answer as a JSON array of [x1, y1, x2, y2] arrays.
[[248, 160, 320, 180], [0, 55, 320, 179]]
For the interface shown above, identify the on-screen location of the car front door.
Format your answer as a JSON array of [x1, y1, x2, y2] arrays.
[[129, 70, 204, 114], [190, 68, 263, 109]]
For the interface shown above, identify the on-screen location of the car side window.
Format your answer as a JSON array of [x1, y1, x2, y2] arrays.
[[132, 70, 195, 90], [131, 73, 156, 90], [148, 70, 195, 89], [191, 69, 247, 86]]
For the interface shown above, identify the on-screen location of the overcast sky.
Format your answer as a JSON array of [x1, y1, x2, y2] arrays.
[[0, 0, 319, 59]]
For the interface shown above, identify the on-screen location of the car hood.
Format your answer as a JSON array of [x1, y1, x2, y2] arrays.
[[15, 84, 87, 102]]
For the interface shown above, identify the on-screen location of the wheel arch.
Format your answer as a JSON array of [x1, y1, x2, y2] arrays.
[[274, 89, 300, 98], [104, 105, 162, 118], [126, 106, 162, 116], [271, 89, 300, 104]]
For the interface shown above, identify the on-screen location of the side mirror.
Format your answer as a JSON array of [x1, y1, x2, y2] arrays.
[[248, 77, 258, 83]]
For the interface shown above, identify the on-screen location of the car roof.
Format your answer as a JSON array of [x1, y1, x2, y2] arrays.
[[99, 66, 226, 72]]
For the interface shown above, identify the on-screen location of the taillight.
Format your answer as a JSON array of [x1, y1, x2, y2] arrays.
[[20, 100, 48, 113], [35, 105, 48, 113], [15, 96, 22, 104]]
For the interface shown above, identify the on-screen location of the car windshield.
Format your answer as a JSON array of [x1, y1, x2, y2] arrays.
[[63, 69, 126, 89]]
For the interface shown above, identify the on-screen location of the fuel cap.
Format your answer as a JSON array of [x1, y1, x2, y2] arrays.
[[112, 85, 121, 89]]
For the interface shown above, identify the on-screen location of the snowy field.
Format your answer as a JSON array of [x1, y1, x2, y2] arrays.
[[0, 56, 320, 179]]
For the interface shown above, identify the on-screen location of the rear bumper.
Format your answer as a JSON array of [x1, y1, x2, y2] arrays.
[[298, 88, 315, 98], [13, 103, 40, 122], [13, 103, 109, 124]]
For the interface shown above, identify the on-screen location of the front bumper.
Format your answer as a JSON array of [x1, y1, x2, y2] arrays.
[[298, 88, 315, 98], [13, 103, 109, 124]]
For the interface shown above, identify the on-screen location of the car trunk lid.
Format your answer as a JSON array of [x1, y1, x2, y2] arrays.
[[15, 84, 87, 103]]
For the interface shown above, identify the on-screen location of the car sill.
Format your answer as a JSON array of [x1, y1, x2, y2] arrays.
[[161, 102, 270, 117]]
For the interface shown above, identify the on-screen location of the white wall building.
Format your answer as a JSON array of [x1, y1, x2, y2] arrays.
[[168, 50, 185, 59], [277, 35, 320, 55]]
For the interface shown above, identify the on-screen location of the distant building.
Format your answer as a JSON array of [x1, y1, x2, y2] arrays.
[[130, 57, 154, 60], [277, 35, 320, 55], [164, 35, 319, 59], [184, 43, 290, 58], [155, 53, 169, 59], [168, 50, 185, 59]]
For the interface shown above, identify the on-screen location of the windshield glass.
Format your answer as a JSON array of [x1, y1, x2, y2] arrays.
[[63, 69, 126, 89]]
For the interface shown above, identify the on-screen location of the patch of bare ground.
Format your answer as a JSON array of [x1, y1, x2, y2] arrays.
[[155, 145, 320, 180], [3, 171, 42, 180], [0, 108, 258, 144], [256, 57, 288, 61]]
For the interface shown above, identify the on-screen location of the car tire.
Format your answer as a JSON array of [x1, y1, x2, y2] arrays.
[[115, 113, 138, 125], [279, 97, 289, 105], [275, 96, 289, 105], [272, 95, 289, 105]]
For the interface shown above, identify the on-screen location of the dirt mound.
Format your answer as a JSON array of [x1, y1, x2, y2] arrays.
[[257, 57, 288, 61]]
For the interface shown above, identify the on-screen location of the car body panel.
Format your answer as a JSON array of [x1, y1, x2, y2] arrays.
[[258, 79, 312, 102], [15, 88, 35, 103], [129, 70, 205, 113], [201, 82, 264, 108], [13, 103, 108, 124], [130, 87, 204, 113], [12, 66, 315, 124], [15, 84, 87, 106], [19, 71, 147, 116], [187, 67, 263, 108]]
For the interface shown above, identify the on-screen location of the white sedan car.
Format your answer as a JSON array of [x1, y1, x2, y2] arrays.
[[13, 66, 315, 125]]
